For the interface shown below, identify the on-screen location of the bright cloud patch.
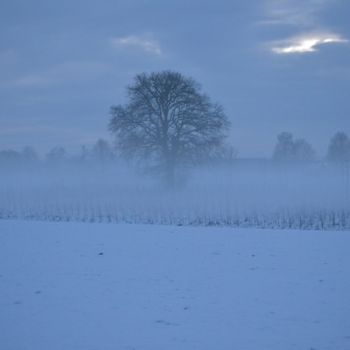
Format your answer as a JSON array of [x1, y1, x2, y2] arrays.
[[111, 35, 162, 56], [272, 33, 348, 54]]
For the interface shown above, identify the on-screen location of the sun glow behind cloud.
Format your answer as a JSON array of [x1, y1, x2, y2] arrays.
[[272, 33, 348, 54]]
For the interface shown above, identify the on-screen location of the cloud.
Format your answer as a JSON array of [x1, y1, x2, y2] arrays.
[[271, 33, 348, 54], [111, 35, 162, 56], [260, 1, 348, 56], [261, 0, 336, 27]]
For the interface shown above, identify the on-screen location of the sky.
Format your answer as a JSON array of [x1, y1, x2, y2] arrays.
[[0, 0, 349, 158]]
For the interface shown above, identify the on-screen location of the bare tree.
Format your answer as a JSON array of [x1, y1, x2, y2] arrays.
[[0, 149, 22, 166], [273, 132, 295, 161], [206, 143, 237, 164], [109, 71, 230, 186], [273, 132, 316, 162], [327, 132, 350, 203], [92, 139, 114, 162], [293, 138, 316, 161], [46, 147, 66, 163], [327, 132, 350, 163]]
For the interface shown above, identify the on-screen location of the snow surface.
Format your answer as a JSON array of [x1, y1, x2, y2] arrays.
[[1, 220, 350, 350]]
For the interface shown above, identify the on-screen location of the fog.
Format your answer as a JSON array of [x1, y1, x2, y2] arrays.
[[1, 158, 349, 230]]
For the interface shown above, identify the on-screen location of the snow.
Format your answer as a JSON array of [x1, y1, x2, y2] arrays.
[[1, 220, 350, 350]]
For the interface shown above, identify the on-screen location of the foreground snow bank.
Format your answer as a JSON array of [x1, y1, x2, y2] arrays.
[[1, 221, 350, 350]]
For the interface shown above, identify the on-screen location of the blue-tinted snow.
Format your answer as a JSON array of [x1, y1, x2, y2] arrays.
[[1, 221, 349, 350]]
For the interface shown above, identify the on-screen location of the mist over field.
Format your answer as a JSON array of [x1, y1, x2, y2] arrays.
[[1, 156, 349, 229]]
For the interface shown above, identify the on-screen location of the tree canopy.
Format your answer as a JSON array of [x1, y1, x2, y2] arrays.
[[273, 132, 316, 162], [109, 71, 230, 185], [327, 132, 350, 163]]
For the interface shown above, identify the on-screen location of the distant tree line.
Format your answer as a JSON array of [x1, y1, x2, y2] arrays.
[[327, 132, 350, 163], [0, 138, 116, 166], [1, 132, 349, 168], [272, 131, 350, 163], [273, 132, 315, 162]]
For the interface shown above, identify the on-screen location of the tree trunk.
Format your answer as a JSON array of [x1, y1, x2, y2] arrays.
[[164, 160, 176, 189]]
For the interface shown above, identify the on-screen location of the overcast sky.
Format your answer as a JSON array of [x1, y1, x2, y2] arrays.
[[0, 0, 349, 157]]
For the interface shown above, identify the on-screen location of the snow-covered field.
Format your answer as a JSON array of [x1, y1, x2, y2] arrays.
[[1, 220, 349, 350]]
